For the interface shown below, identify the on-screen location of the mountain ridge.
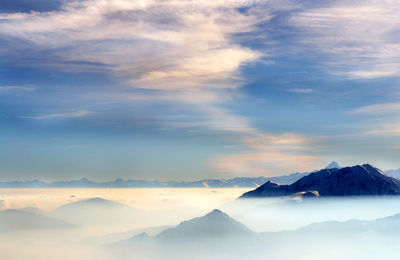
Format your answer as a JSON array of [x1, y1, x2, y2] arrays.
[[0, 162, 362, 188], [1, 162, 398, 188], [0, 209, 73, 231], [155, 209, 255, 241], [240, 164, 400, 198]]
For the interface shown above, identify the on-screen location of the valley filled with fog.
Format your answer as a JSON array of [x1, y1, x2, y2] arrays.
[[2, 188, 400, 260], [2, 0, 400, 258]]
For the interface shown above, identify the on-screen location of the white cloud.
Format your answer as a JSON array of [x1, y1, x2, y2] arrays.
[[364, 123, 400, 136], [290, 1, 400, 79], [0, 86, 35, 93], [288, 88, 315, 93], [21, 110, 94, 120], [0, 0, 263, 91], [0, 0, 265, 131], [0, 0, 323, 176], [210, 131, 319, 177], [211, 151, 318, 177], [350, 103, 400, 115]]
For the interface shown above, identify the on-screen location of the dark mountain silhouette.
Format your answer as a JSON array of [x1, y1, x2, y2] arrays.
[[240, 164, 400, 198]]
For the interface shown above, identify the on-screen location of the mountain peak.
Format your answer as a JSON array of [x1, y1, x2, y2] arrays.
[[156, 209, 254, 241], [325, 161, 341, 169], [206, 208, 225, 216], [240, 164, 400, 198]]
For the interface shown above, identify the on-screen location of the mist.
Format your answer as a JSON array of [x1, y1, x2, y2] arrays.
[[1, 188, 400, 260]]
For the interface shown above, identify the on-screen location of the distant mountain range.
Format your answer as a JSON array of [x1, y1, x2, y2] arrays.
[[0, 161, 341, 188], [106, 208, 400, 259], [106, 208, 259, 259], [0, 162, 398, 188], [261, 212, 400, 242], [385, 168, 400, 178], [240, 164, 400, 198], [0, 176, 270, 188]]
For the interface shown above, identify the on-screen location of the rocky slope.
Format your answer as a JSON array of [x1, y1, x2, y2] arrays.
[[240, 164, 400, 198]]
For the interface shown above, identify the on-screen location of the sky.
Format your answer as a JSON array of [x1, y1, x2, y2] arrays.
[[1, 0, 400, 181]]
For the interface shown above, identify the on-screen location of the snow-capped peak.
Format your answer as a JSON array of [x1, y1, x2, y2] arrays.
[[325, 161, 341, 169]]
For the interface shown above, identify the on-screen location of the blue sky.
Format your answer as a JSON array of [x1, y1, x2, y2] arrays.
[[1, 0, 400, 181]]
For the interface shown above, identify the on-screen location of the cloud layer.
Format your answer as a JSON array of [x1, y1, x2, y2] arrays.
[[290, 0, 400, 78], [2, 0, 400, 178]]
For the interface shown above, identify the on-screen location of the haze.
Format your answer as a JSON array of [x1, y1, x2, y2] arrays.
[[2, 189, 400, 260], [2, 0, 400, 259]]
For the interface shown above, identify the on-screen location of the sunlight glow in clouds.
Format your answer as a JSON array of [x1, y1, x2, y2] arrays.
[[0, 0, 262, 90], [0, 0, 312, 176], [1, 0, 400, 179], [211, 132, 318, 176], [0, 0, 264, 131]]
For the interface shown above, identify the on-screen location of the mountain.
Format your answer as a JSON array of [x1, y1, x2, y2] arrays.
[[385, 168, 400, 179], [107, 209, 258, 260], [54, 197, 123, 209], [106, 208, 400, 260], [0, 209, 72, 232], [0, 179, 48, 188], [255, 212, 400, 260], [0, 177, 269, 188], [240, 164, 400, 198], [17, 206, 47, 215], [0, 174, 309, 188], [325, 161, 341, 169], [51, 177, 96, 187], [0, 162, 340, 188], [83, 225, 172, 245], [267, 172, 309, 185], [155, 209, 255, 241], [51, 197, 140, 227], [266, 211, 400, 237], [109, 209, 255, 246]]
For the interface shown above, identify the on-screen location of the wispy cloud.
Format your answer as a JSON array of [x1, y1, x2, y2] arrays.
[[363, 122, 400, 136], [0, 86, 35, 93], [0, 0, 265, 131], [0, 0, 325, 176], [21, 110, 94, 120], [0, 0, 263, 91], [48, 145, 89, 150], [212, 152, 318, 177], [210, 131, 319, 177], [288, 88, 316, 93], [350, 103, 400, 115], [290, 2, 400, 79]]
